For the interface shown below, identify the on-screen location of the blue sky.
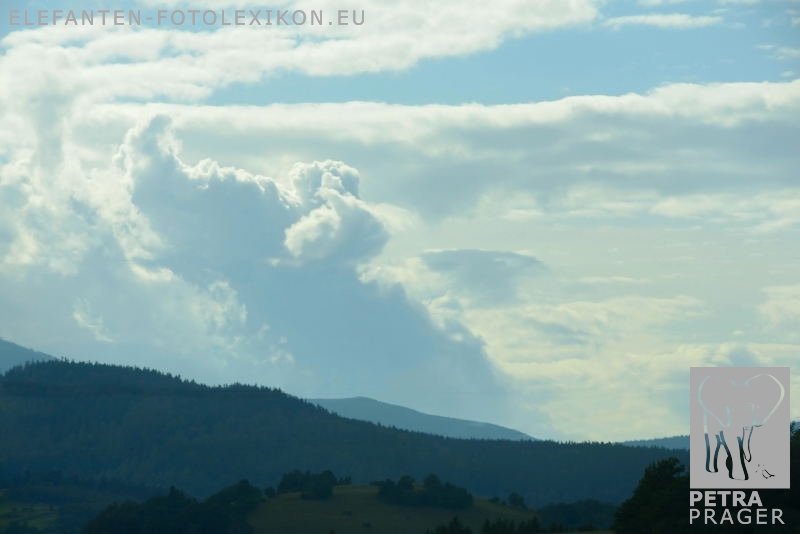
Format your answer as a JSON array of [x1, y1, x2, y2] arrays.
[[209, 3, 799, 106], [0, 0, 798, 441]]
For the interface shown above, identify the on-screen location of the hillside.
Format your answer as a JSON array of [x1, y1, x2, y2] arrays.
[[0, 356, 688, 510], [78, 476, 616, 534], [249, 484, 611, 533], [250, 484, 529, 534], [0, 472, 157, 534], [0, 339, 54, 374], [311, 396, 534, 441]]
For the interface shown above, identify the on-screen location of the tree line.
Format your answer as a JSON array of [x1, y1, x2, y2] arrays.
[[375, 474, 473, 510], [0, 360, 688, 507], [613, 424, 800, 533]]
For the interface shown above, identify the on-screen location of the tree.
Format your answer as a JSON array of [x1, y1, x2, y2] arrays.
[[480, 517, 516, 533], [507, 492, 526, 509], [82, 481, 263, 534], [303, 471, 336, 500], [275, 470, 341, 500], [428, 516, 472, 534], [3, 522, 41, 534], [613, 457, 687, 534], [376, 475, 473, 510], [424, 474, 442, 488]]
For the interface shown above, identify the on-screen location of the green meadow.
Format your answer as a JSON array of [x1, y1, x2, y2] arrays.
[[251, 484, 566, 533]]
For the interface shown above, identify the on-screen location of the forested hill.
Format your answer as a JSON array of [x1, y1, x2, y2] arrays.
[[0, 359, 687, 507]]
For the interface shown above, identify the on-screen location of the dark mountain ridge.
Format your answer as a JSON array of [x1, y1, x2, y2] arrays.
[[0, 355, 687, 509]]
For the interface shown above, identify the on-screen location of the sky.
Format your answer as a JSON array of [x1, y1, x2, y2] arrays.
[[0, 0, 798, 441]]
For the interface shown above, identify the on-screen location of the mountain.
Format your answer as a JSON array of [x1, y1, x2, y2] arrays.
[[310, 396, 534, 441], [0, 338, 54, 373], [621, 427, 799, 450], [621, 435, 689, 450], [0, 348, 688, 509]]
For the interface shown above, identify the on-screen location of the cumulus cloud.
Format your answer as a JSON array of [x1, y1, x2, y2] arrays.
[[100, 116, 389, 273], [284, 163, 389, 264], [0, 114, 512, 424]]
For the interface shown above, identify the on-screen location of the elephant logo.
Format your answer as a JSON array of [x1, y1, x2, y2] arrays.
[[690, 367, 790, 489]]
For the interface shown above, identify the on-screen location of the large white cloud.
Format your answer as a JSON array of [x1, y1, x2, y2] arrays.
[[0, 112, 513, 425], [283, 162, 389, 264]]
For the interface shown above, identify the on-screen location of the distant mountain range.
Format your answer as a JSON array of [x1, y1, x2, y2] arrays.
[[313, 397, 695, 448], [0, 338, 693, 448], [0, 339, 688, 509], [621, 435, 689, 450], [0, 338, 54, 373], [311, 396, 535, 441]]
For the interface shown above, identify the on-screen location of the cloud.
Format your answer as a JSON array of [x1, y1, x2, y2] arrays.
[[455, 295, 709, 439], [465, 295, 706, 364], [420, 249, 547, 306], [603, 14, 724, 29], [757, 44, 800, 61], [113, 117, 388, 272], [638, 0, 694, 5], [759, 285, 800, 341], [360, 245, 722, 440], [71, 79, 798, 224], [776, 47, 800, 59], [650, 192, 800, 232], [0, 115, 513, 425], [0, 0, 598, 105], [3, 78, 789, 440], [73, 299, 115, 343], [283, 163, 389, 265], [2, 8, 799, 440]]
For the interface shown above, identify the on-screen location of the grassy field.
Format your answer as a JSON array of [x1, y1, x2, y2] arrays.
[[250, 484, 578, 534], [0, 490, 59, 532]]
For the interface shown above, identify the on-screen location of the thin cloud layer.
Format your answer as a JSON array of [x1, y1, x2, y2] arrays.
[[603, 13, 724, 29], [0, 0, 598, 101]]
